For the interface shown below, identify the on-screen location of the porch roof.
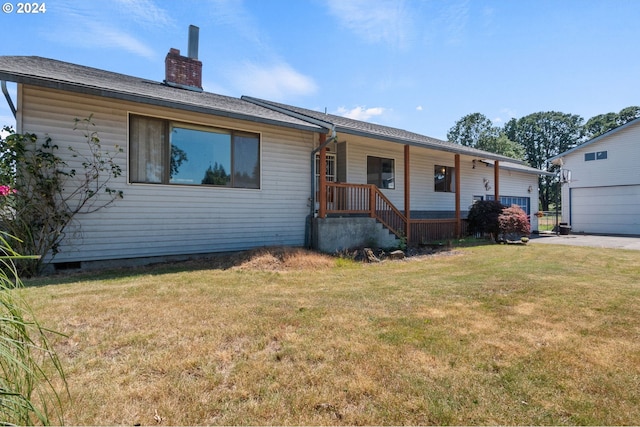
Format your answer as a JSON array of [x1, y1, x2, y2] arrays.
[[0, 56, 323, 133], [478, 160, 556, 177], [242, 96, 528, 165]]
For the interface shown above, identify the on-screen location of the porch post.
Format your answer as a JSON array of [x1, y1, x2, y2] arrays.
[[494, 160, 500, 203], [404, 145, 411, 244], [318, 134, 327, 219], [455, 154, 461, 237]]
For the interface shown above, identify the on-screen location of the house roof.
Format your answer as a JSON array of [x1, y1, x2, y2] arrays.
[[242, 96, 526, 165], [0, 55, 545, 175], [0, 56, 322, 133], [549, 116, 640, 164]]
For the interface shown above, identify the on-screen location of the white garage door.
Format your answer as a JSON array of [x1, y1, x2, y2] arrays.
[[571, 186, 640, 235]]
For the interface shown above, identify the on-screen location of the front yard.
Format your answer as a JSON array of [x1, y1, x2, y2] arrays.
[[24, 244, 640, 425]]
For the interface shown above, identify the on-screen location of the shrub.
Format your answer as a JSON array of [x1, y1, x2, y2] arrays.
[[467, 200, 505, 242], [498, 204, 531, 241], [0, 116, 123, 276]]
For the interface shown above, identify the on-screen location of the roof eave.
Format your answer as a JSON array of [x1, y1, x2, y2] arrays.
[[335, 126, 522, 163], [0, 72, 324, 134], [550, 116, 640, 162]]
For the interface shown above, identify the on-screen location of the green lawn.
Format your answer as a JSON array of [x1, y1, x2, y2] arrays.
[[23, 244, 640, 425]]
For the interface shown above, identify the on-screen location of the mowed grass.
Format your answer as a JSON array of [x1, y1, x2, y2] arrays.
[[22, 244, 640, 425]]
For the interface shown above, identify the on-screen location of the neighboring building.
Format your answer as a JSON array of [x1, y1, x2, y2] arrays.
[[0, 36, 549, 270], [549, 117, 640, 236]]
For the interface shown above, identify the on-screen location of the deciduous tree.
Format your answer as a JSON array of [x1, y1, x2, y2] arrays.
[[503, 111, 584, 211]]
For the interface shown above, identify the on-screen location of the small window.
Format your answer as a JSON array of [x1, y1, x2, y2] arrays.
[[434, 165, 455, 192], [585, 151, 607, 161], [367, 156, 395, 189]]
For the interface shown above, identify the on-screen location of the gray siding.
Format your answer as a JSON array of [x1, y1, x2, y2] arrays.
[[19, 85, 315, 263]]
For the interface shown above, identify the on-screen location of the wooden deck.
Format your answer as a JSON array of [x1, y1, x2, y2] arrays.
[[321, 182, 465, 244]]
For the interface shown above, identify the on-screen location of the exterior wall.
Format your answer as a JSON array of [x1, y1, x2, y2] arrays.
[[342, 136, 540, 229], [558, 121, 640, 233], [19, 85, 315, 264]]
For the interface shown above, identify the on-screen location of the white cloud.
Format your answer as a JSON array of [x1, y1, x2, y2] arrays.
[[325, 0, 413, 49], [336, 106, 386, 121], [416, 105, 423, 111], [48, 0, 171, 60], [88, 23, 157, 60], [229, 62, 318, 100], [113, 0, 173, 28]]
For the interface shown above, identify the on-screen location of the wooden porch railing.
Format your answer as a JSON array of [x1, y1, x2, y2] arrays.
[[323, 182, 464, 243]]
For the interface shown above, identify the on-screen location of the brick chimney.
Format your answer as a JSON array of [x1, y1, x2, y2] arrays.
[[164, 25, 202, 92]]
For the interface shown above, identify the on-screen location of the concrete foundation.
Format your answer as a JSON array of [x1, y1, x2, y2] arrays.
[[312, 217, 399, 253]]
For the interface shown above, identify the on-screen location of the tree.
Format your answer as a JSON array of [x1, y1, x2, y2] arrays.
[[584, 112, 618, 140], [504, 111, 584, 211], [584, 106, 640, 139], [447, 113, 498, 148], [616, 105, 640, 126], [170, 145, 188, 178], [479, 133, 525, 161], [448, 113, 525, 160], [201, 162, 229, 186], [0, 117, 124, 276]]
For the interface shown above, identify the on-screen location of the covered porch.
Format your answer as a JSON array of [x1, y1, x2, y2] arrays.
[[315, 139, 503, 248]]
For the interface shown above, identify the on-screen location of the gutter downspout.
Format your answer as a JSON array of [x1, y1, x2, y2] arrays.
[[241, 96, 337, 247], [1, 81, 17, 118]]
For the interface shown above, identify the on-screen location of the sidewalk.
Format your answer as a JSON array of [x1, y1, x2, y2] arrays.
[[529, 233, 640, 250]]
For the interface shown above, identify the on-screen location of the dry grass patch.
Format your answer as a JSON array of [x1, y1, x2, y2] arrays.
[[23, 245, 640, 425]]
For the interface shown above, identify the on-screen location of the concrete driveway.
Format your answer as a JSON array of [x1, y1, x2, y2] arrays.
[[529, 233, 640, 250]]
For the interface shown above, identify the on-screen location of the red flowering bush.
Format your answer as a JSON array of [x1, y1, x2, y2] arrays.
[[498, 204, 530, 240], [0, 185, 16, 197]]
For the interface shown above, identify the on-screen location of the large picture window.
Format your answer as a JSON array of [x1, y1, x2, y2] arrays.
[[367, 156, 395, 189], [129, 115, 260, 188], [434, 165, 455, 192]]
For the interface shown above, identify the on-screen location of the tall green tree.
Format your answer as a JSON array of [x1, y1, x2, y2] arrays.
[[584, 112, 618, 140], [504, 111, 584, 210], [447, 113, 498, 148], [584, 106, 640, 139], [447, 113, 524, 160], [616, 105, 640, 126]]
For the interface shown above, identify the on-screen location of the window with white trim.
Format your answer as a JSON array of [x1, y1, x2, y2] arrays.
[[434, 165, 455, 192], [129, 115, 260, 188], [367, 156, 395, 189]]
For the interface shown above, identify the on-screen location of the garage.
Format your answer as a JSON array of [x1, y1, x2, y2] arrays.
[[570, 185, 640, 235]]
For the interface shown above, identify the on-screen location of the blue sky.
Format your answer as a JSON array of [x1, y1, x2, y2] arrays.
[[1, 0, 639, 140]]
